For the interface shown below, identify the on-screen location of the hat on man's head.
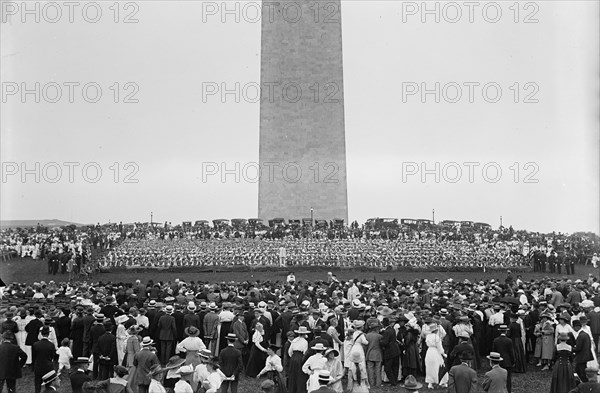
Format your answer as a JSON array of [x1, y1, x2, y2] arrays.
[[226, 333, 237, 341], [41, 370, 59, 386], [199, 349, 212, 359], [400, 375, 423, 390], [184, 326, 200, 337], [317, 370, 332, 385], [73, 357, 90, 364], [140, 337, 154, 347], [487, 352, 503, 362]]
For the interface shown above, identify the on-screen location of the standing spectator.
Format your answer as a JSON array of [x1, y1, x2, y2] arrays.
[[90, 314, 107, 379], [447, 352, 478, 393], [219, 333, 243, 393], [56, 338, 73, 375], [69, 357, 92, 393], [364, 320, 382, 388], [97, 320, 118, 380], [550, 333, 576, 393], [379, 317, 400, 386], [125, 325, 142, 368], [157, 306, 177, 365], [573, 319, 593, 382], [483, 352, 508, 393], [347, 351, 369, 393], [31, 327, 56, 393], [424, 324, 447, 389], [0, 331, 28, 393], [492, 325, 515, 393], [132, 337, 160, 393], [323, 348, 344, 393]]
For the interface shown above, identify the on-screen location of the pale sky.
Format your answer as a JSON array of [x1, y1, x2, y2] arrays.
[[1, 1, 599, 234]]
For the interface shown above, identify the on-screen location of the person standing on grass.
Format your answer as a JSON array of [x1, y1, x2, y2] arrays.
[[483, 352, 508, 393], [448, 352, 478, 393], [32, 326, 56, 393], [573, 319, 594, 383], [491, 325, 514, 393], [0, 331, 28, 393]]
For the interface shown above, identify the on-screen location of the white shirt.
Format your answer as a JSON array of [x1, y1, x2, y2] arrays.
[[174, 380, 193, 393]]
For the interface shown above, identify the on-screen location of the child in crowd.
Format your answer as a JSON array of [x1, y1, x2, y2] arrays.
[[57, 338, 73, 374]]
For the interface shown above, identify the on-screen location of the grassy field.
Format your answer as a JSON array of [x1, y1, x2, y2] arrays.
[[1, 255, 597, 285], [1, 256, 590, 392]]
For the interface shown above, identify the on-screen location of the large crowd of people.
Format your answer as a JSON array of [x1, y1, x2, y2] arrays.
[[2, 272, 600, 393], [2, 220, 597, 273]]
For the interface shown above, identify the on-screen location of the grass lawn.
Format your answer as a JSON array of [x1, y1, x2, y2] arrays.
[[2, 256, 598, 285]]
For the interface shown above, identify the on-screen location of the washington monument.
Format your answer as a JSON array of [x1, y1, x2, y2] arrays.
[[258, 0, 348, 223]]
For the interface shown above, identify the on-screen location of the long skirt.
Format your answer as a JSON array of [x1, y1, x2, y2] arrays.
[[246, 344, 267, 378], [550, 358, 576, 393], [512, 337, 527, 373], [266, 370, 288, 393], [288, 351, 308, 393], [424, 347, 447, 385]]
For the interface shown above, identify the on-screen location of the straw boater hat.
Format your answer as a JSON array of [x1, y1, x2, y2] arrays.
[[226, 333, 237, 341], [140, 337, 154, 347], [176, 365, 195, 377], [353, 320, 365, 329], [317, 370, 332, 384], [41, 370, 59, 386], [199, 349, 212, 359], [73, 356, 90, 364], [487, 352, 503, 362], [311, 343, 327, 352], [400, 375, 423, 390]]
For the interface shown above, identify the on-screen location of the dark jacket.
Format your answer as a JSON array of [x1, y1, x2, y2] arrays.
[[97, 332, 118, 366], [132, 348, 159, 386], [0, 341, 28, 379], [69, 369, 92, 393], [448, 363, 478, 393], [569, 381, 600, 393], [25, 318, 44, 346], [31, 338, 56, 374], [218, 345, 243, 378], [380, 325, 400, 359], [89, 323, 106, 354], [491, 335, 514, 368], [574, 331, 593, 364], [157, 314, 177, 341]]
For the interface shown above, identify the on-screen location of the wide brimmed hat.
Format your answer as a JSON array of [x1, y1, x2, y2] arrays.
[[199, 349, 212, 359], [148, 364, 164, 376], [176, 365, 195, 376], [311, 343, 327, 351], [187, 303, 197, 311], [400, 375, 423, 390], [324, 348, 339, 357], [184, 326, 200, 337], [294, 326, 310, 335], [352, 320, 365, 329], [127, 325, 142, 335], [41, 370, 59, 385], [165, 356, 186, 370], [209, 303, 218, 310], [487, 352, 503, 362], [140, 336, 154, 346], [164, 305, 174, 314]]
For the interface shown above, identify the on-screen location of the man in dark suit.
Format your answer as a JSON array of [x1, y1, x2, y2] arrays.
[[69, 357, 92, 393], [232, 312, 249, 365], [89, 314, 106, 379], [586, 305, 600, 351], [448, 332, 476, 370], [219, 333, 243, 393], [25, 310, 44, 349], [32, 327, 56, 393], [132, 337, 160, 393], [569, 367, 600, 393], [157, 305, 177, 364], [574, 319, 594, 382], [97, 321, 118, 380], [448, 352, 478, 393], [491, 325, 514, 393], [0, 331, 28, 393], [380, 317, 400, 386], [81, 308, 95, 357], [483, 352, 508, 393]]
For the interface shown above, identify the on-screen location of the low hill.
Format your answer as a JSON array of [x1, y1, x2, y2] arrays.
[[0, 219, 87, 228]]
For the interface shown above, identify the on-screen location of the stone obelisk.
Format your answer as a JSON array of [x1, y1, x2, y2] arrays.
[[258, 0, 348, 223]]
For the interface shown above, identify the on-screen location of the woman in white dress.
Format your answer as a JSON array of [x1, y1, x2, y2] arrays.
[[15, 309, 33, 365], [114, 315, 129, 366], [424, 327, 448, 389], [302, 343, 328, 392]]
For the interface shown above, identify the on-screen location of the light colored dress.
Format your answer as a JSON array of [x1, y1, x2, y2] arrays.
[[324, 357, 344, 393], [303, 353, 327, 392], [424, 333, 448, 385], [14, 315, 33, 364], [116, 324, 128, 366]]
